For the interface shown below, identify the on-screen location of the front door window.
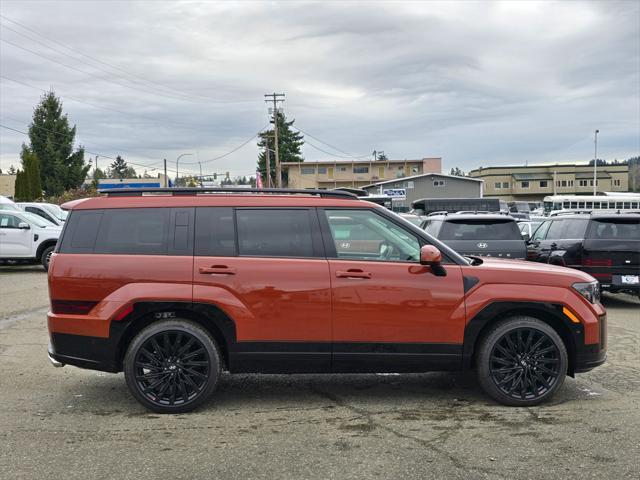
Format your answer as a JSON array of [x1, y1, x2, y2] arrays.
[[323, 209, 420, 262]]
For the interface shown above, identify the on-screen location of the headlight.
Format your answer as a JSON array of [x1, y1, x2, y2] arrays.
[[572, 281, 600, 304]]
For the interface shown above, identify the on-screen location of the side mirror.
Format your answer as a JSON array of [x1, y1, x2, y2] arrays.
[[420, 245, 442, 265], [420, 245, 447, 276], [18, 222, 30, 230], [522, 232, 530, 242]]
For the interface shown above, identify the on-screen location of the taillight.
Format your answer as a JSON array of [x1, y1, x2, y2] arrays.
[[51, 300, 98, 315], [583, 258, 612, 267]]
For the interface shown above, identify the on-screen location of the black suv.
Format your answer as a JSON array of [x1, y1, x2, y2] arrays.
[[527, 212, 640, 296], [421, 213, 526, 259]]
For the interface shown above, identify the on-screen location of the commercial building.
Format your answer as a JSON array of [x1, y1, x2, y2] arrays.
[[283, 157, 442, 189], [469, 163, 629, 201], [97, 174, 168, 190], [362, 172, 483, 211], [0, 174, 17, 199]]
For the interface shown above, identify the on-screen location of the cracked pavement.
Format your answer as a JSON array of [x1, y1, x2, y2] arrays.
[[1, 265, 639, 479]]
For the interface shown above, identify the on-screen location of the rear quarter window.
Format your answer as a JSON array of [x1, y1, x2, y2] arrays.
[[94, 208, 170, 255], [439, 219, 521, 240], [58, 211, 103, 253]]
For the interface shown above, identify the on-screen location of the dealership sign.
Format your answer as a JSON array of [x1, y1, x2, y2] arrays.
[[382, 188, 407, 201]]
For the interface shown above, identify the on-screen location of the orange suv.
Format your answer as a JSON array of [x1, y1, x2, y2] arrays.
[[47, 188, 606, 412]]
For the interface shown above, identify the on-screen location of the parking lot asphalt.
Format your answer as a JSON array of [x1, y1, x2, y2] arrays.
[[0, 266, 639, 480]]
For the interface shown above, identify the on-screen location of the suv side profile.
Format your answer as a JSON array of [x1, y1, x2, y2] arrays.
[[527, 212, 640, 296], [47, 188, 606, 413]]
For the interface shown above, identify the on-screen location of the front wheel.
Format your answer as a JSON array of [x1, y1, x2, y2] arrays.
[[41, 245, 55, 271], [124, 319, 221, 413], [476, 316, 568, 406]]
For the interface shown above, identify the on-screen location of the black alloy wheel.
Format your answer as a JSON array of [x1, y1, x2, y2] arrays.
[[489, 328, 561, 401], [124, 320, 220, 413], [477, 316, 568, 406]]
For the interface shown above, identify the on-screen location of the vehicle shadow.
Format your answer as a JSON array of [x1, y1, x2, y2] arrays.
[[58, 369, 597, 416], [601, 292, 640, 307]]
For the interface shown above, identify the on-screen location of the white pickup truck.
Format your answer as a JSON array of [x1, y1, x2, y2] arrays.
[[0, 196, 62, 270]]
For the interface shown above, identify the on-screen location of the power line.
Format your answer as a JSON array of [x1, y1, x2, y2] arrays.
[[1, 75, 218, 131], [293, 125, 370, 159], [0, 14, 245, 105], [0, 123, 204, 174], [181, 126, 268, 165]]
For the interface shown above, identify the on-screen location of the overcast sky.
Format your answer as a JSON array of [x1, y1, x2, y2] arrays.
[[1, 0, 639, 178]]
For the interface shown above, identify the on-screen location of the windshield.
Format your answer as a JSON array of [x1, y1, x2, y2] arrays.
[[41, 203, 67, 221], [17, 211, 56, 228], [440, 219, 522, 241], [0, 201, 22, 212]]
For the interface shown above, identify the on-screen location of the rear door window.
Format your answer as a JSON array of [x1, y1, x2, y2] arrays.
[[439, 219, 521, 240], [546, 219, 589, 240], [236, 209, 315, 258], [195, 207, 236, 256]]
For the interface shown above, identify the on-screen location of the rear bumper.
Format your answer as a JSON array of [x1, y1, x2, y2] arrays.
[[48, 332, 120, 373]]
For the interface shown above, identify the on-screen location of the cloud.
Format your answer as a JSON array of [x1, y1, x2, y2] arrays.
[[0, 0, 638, 177]]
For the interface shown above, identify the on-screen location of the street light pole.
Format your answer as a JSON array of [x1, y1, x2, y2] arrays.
[[593, 130, 599, 196], [198, 161, 203, 187], [175, 153, 194, 186]]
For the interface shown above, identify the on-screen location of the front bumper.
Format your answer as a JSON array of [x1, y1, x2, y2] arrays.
[[573, 313, 607, 374]]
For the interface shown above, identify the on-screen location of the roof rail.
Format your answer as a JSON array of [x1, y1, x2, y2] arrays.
[[454, 210, 508, 215], [427, 210, 449, 216], [98, 187, 358, 199], [549, 210, 593, 216]]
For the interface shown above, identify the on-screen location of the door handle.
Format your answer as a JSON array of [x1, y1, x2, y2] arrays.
[[336, 269, 372, 279], [199, 265, 236, 275], [550, 243, 558, 249]]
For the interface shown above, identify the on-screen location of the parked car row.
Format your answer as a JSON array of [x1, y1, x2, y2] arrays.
[[411, 207, 639, 298]]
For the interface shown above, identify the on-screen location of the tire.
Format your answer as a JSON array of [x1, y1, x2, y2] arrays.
[[476, 316, 568, 407], [124, 319, 221, 413], [40, 246, 55, 271]]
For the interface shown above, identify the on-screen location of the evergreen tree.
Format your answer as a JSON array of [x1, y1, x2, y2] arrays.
[[110, 155, 129, 179], [257, 112, 304, 186], [20, 146, 43, 200], [27, 91, 90, 196]]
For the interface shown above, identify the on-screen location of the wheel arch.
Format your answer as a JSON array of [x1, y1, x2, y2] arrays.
[[463, 301, 578, 375], [36, 239, 57, 259], [111, 301, 237, 372]]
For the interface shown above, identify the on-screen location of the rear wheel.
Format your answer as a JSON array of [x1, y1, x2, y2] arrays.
[[476, 316, 568, 406], [124, 319, 221, 413], [40, 245, 55, 271]]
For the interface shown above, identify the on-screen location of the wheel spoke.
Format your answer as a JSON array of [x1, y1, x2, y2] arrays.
[[181, 348, 205, 361], [494, 343, 516, 361], [490, 356, 513, 366]]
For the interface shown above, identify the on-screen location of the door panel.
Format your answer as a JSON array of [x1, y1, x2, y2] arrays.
[[193, 206, 332, 373], [193, 256, 332, 371], [329, 260, 465, 372], [320, 208, 466, 372], [0, 213, 32, 256]]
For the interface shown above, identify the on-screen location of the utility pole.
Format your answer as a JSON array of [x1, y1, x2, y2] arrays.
[[198, 161, 203, 187], [163, 159, 168, 187], [593, 129, 599, 196], [265, 93, 285, 187]]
